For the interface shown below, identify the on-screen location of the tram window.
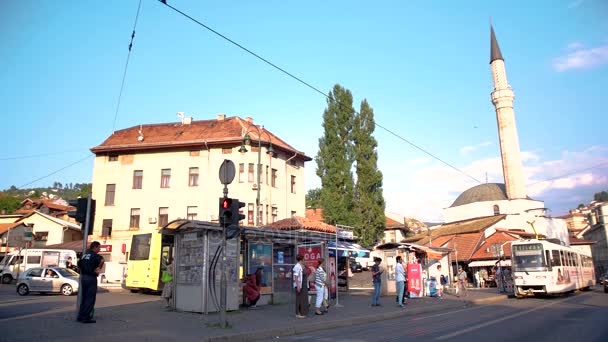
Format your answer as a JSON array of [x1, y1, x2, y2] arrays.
[[545, 250, 552, 270], [559, 251, 565, 266], [552, 250, 561, 266]]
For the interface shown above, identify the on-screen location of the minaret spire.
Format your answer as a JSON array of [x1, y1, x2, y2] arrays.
[[490, 25, 504, 63], [489, 24, 527, 200]]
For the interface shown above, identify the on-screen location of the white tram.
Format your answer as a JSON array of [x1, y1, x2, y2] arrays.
[[511, 239, 595, 298]]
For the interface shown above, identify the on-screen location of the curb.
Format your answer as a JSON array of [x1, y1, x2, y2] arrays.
[[203, 301, 469, 342]]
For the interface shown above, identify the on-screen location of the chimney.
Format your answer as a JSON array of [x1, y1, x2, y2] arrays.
[[246, 117, 254, 124], [217, 114, 226, 121], [182, 116, 192, 125]]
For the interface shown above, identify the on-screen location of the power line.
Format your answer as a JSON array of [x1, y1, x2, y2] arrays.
[[0, 149, 86, 161], [18, 154, 94, 189], [156, 0, 481, 184], [528, 161, 608, 186], [112, 0, 143, 134]]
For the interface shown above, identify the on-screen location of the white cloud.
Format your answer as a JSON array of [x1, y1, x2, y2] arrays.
[[459, 141, 492, 155], [553, 44, 608, 72]]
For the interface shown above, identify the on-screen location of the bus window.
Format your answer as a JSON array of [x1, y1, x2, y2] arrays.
[[551, 250, 561, 267], [27, 256, 41, 264], [130, 234, 152, 261], [42, 252, 60, 267]]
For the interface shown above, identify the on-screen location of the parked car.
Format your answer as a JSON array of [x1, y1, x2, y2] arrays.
[[16, 267, 79, 296], [350, 261, 363, 273]]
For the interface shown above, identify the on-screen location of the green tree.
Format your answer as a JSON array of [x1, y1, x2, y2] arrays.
[[352, 99, 385, 246], [305, 188, 322, 208], [577, 203, 585, 209], [76, 183, 92, 198], [594, 191, 608, 202], [316, 84, 356, 226], [0, 195, 21, 214]]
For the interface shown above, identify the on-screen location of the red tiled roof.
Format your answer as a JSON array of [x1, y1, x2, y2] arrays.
[[386, 216, 402, 226], [470, 232, 516, 260], [427, 235, 453, 248], [91, 116, 312, 161], [0, 222, 22, 235], [264, 216, 336, 234], [494, 228, 538, 238], [429, 232, 484, 261], [413, 215, 506, 246]]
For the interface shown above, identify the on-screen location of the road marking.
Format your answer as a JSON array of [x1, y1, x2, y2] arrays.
[[409, 305, 486, 321], [435, 294, 584, 340]]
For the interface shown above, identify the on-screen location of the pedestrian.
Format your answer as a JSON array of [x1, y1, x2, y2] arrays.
[[314, 258, 327, 315], [293, 254, 308, 318], [244, 268, 262, 309], [371, 257, 383, 306], [66, 257, 79, 273], [474, 270, 481, 288], [77, 241, 104, 323], [161, 261, 174, 309], [457, 266, 467, 297], [395, 256, 406, 308], [436, 265, 444, 298]]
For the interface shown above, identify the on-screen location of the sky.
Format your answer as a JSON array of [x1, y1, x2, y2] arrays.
[[1, 0, 607, 222]]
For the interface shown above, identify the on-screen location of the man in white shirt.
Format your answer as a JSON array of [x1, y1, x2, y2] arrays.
[[395, 256, 406, 308], [292, 254, 307, 318]]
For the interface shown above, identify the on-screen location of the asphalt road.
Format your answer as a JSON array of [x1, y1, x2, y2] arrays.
[[274, 288, 608, 342]]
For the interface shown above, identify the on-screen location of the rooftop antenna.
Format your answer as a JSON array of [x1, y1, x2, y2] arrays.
[[137, 125, 144, 142]]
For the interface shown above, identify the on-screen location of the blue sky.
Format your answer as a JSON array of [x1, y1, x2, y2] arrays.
[[1, 0, 607, 221]]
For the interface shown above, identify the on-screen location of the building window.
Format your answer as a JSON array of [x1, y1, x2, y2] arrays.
[[493, 205, 500, 215], [187, 206, 197, 220], [101, 219, 112, 237], [189, 150, 200, 156], [158, 207, 169, 227], [272, 207, 278, 223], [248, 163, 254, 183], [189, 167, 199, 187], [259, 206, 263, 225], [239, 207, 244, 226], [105, 184, 116, 206], [133, 170, 143, 189], [130, 208, 140, 228], [222, 148, 232, 154], [108, 154, 118, 162], [248, 204, 254, 225], [161, 169, 171, 188], [265, 166, 269, 184], [239, 163, 244, 183], [266, 205, 269, 224], [291, 175, 296, 194], [271, 169, 277, 187]]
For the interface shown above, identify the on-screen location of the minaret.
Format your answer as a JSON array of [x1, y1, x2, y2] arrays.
[[490, 25, 527, 199]]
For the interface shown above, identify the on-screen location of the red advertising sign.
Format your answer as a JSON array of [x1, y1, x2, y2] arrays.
[[407, 263, 422, 297], [99, 245, 112, 253], [298, 245, 322, 294]]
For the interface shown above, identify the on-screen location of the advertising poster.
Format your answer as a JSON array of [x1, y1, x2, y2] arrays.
[[328, 256, 337, 299], [407, 263, 422, 298], [297, 245, 322, 295]]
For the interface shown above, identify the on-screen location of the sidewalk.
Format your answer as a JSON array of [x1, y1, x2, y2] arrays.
[[3, 287, 508, 342]]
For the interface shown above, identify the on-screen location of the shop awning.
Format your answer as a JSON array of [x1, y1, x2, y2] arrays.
[[468, 259, 511, 267], [413, 246, 443, 260], [328, 241, 370, 257]]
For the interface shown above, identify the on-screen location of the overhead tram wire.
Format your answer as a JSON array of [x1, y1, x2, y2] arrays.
[[18, 154, 94, 189], [112, 0, 143, 134], [155, 0, 481, 185], [0, 149, 85, 161]]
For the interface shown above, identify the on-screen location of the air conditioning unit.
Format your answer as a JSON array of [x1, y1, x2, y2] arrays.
[[148, 217, 157, 224], [252, 183, 258, 190]]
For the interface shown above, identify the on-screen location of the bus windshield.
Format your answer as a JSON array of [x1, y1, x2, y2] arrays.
[[130, 234, 152, 261], [512, 244, 546, 271]]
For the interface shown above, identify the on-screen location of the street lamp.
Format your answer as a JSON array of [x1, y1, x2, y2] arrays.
[[239, 125, 274, 226]]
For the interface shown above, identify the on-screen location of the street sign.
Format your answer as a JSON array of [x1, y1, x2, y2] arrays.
[[218, 159, 236, 185], [23, 226, 33, 242]]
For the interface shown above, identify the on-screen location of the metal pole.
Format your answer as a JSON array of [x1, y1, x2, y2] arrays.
[[75, 193, 92, 320], [220, 230, 227, 328], [256, 138, 261, 227], [334, 225, 343, 307]]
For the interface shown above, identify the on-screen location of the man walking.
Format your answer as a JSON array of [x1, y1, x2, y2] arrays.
[[456, 266, 467, 297], [77, 241, 104, 323], [293, 254, 308, 318], [395, 256, 406, 308]]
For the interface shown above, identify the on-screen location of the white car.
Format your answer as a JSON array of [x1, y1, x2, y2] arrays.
[[16, 267, 79, 296]]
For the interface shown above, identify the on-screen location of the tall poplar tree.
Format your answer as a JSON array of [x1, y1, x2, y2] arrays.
[[353, 99, 385, 246], [315, 84, 356, 226]]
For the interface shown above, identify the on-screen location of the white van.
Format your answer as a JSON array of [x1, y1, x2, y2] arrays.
[[0, 249, 77, 284]]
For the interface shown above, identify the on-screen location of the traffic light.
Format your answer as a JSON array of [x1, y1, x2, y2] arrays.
[[219, 197, 233, 227], [67, 198, 96, 235], [232, 200, 246, 226]]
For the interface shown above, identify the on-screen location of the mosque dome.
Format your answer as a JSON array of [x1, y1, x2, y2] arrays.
[[450, 183, 508, 208]]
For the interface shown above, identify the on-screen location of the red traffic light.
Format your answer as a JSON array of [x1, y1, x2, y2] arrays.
[[222, 198, 231, 209]]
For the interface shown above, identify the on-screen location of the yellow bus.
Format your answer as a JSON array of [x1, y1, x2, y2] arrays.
[[124, 232, 174, 292]]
